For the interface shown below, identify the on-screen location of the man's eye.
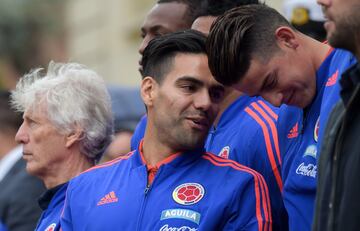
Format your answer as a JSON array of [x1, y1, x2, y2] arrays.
[[265, 77, 277, 90], [140, 30, 146, 38], [26, 119, 37, 128], [154, 32, 162, 37], [183, 85, 196, 91]]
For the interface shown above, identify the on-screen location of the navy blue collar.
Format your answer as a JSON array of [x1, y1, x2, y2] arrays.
[[38, 182, 67, 211], [131, 141, 204, 170]]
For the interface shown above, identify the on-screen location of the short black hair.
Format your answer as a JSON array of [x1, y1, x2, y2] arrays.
[[201, 0, 259, 17], [142, 29, 207, 83], [207, 4, 293, 86], [157, 0, 208, 25]]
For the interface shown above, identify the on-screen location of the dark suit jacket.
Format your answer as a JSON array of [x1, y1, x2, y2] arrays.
[[0, 158, 45, 231]]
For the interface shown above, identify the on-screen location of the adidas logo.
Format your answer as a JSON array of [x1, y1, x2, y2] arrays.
[[287, 123, 299, 138], [97, 191, 119, 206], [326, 70, 339, 87]]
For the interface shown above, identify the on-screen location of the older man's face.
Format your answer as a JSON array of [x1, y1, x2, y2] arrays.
[[15, 104, 68, 178]]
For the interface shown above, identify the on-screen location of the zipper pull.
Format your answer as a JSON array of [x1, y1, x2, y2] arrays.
[[144, 185, 150, 195]]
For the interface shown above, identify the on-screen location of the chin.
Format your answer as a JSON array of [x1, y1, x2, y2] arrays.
[[25, 164, 41, 177], [183, 137, 205, 150], [25, 166, 36, 176], [174, 137, 201, 150], [297, 98, 312, 108]]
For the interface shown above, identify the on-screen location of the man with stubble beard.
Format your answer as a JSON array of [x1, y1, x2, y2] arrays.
[[131, 0, 207, 151], [61, 30, 271, 231], [313, 0, 360, 230]]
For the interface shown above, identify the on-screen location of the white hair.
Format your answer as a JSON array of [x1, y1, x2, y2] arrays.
[[11, 61, 114, 161]]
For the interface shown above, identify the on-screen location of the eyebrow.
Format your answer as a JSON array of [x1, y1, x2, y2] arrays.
[[141, 25, 166, 34], [177, 76, 225, 91], [176, 76, 204, 86]]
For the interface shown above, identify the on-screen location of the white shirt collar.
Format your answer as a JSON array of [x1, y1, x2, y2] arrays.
[[0, 145, 23, 182]]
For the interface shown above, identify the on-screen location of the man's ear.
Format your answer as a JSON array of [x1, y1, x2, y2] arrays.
[[275, 26, 299, 50], [65, 125, 82, 148], [141, 76, 158, 108]]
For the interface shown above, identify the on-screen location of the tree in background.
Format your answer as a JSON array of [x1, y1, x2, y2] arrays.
[[0, 0, 67, 90]]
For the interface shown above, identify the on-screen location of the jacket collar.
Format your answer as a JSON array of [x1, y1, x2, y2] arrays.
[[130, 140, 204, 170]]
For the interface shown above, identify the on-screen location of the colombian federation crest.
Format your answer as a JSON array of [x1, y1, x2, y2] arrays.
[[218, 146, 230, 159], [314, 117, 320, 142], [45, 223, 56, 231], [172, 183, 205, 205]]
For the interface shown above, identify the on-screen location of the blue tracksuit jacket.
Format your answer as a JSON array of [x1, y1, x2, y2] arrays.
[[36, 183, 68, 231], [278, 48, 356, 231], [60, 147, 271, 230], [131, 97, 286, 230], [205, 96, 287, 230]]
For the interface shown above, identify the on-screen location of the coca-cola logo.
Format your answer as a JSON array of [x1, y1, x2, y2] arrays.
[[296, 163, 317, 178], [160, 224, 198, 231]]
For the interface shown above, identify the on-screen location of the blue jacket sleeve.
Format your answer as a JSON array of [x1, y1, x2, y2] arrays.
[[223, 171, 272, 231]]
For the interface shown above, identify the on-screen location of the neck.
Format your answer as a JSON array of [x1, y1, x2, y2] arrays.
[[213, 89, 243, 126], [42, 149, 94, 189], [142, 135, 175, 167], [302, 34, 332, 70], [142, 124, 178, 167]]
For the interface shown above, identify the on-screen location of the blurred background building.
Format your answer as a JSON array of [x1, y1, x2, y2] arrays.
[[0, 0, 285, 89]]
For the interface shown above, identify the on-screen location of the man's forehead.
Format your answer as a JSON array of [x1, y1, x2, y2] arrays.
[[191, 16, 216, 35], [143, 2, 189, 30], [167, 54, 222, 86], [23, 103, 47, 119]]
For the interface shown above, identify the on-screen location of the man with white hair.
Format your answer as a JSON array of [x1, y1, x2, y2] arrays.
[[11, 62, 113, 231]]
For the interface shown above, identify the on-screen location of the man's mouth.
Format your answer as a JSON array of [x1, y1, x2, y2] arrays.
[[186, 116, 210, 131], [22, 152, 33, 161]]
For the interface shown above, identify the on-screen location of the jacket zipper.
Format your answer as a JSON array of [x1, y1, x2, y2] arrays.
[[136, 166, 162, 231]]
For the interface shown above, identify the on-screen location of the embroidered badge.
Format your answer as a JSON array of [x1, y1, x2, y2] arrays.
[[218, 146, 230, 159], [172, 183, 205, 205], [45, 223, 56, 231]]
